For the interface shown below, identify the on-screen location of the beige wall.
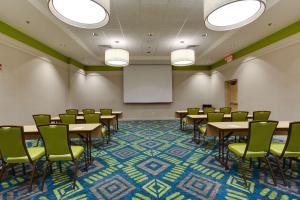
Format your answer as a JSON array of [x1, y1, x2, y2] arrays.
[[69, 70, 212, 120], [211, 41, 300, 121], [0, 42, 69, 124]]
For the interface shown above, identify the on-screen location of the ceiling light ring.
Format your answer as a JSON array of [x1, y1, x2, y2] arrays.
[[105, 49, 129, 67], [48, 0, 110, 29], [204, 0, 266, 31], [171, 49, 195, 67]]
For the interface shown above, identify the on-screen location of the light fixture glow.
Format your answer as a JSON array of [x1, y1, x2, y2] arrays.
[[171, 49, 195, 67], [204, 0, 266, 31], [49, 0, 110, 29], [105, 49, 129, 67]]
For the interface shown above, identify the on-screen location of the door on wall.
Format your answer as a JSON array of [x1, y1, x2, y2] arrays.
[[225, 80, 238, 111]]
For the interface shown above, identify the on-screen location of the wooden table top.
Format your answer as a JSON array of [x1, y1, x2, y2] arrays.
[[51, 115, 116, 121], [23, 123, 101, 133], [207, 121, 290, 131], [77, 111, 122, 115], [187, 114, 253, 119]]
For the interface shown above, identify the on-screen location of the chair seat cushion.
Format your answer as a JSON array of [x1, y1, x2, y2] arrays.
[[7, 147, 45, 163], [48, 146, 84, 161], [270, 142, 300, 157], [199, 126, 207, 135], [228, 143, 266, 158]]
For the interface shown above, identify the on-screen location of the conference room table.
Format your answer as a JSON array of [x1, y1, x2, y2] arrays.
[[77, 111, 123, 130], [206, 121, 290, 169], [23, 123, 102, 165], [51, 115, 116, 143], [186, 114, 253, 143], [175, 109, 220, 130]]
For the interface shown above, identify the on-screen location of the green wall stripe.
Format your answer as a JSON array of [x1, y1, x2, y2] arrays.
[[173, 65, 211, 71], [211, 20, 300, 69], [85, 66, 123, 71], [1, 19, 300, 72]]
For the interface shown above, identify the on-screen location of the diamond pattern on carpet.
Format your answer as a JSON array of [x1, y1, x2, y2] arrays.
[[0, 120, 299, 199]]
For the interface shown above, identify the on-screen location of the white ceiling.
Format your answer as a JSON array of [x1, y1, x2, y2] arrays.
[[0, 0, 299, 66]]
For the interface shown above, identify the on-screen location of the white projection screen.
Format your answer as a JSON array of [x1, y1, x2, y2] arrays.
[[123, 65, 173, 103]]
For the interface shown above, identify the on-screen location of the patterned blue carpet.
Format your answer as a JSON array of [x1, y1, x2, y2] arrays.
[[0, 120, 299, 199]]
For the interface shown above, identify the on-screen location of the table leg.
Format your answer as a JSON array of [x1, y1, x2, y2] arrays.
[[116, 115, 119, 130], [107, 120, 111, 144], [215, 131, 229, 169], [180, 114, 183, 130]]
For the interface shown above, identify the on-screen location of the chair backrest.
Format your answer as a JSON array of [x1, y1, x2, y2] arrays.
[[66, 109, 78, 115], [204, 107, 215, 114], [280, 122, 300, 158], [245, 121, 278, 157], [207, 112, 224, 122], [187, 108, 200, 115], [253, 111, 271, 122], [38, 124, 73, 159], [33, 114, 51, 126], [100, 109, 112, 116], [220, 107, 231, 114], [0, 126, 31, 162], [231, 111, 249, 122], [59, 114, 76, 124], [84, 113, 100, 124], [83, 109, 95, 115]]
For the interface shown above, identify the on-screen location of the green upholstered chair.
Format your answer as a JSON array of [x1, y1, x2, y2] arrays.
[[59, 114, 76, 124], [82, 109, 95, 115], [33, 114, 51, 146], [100, 109, 112, 116], [183, 108, 200, 130], [38, 124, 85, 190], [270, 122, 300, 186], [226, 121, 278, 186], [253, 111, 271, 122], [231, 111, 249, 122], [199, 112, 225, 143], [100, 109, 116, 130], [0, 126, 45, 190], [220, 107, 231, 114], [66, 109, 78, 115], [84, 113, 107, 142], [203, 107, 215, 114]]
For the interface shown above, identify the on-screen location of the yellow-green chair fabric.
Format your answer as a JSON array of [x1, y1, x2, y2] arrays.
[[84, 113, 107, 142], [226, 121, 278, 186], [0, 126, 45, 190], [269, 122, 300, 186], [33, 114, 51, 146], [100, 109, 112, 116], [231, 111, 249, 122], [38, 124, 85, 190], [182, 108, 200, 130], [82, 109, 95, 115], [203, 107, 215, 114], [220, 107, 231, 114], [59, 114, 76, 124], [253, 111, 271, 122], [199, 112, 225, 135], [66, 109, 78, 115]]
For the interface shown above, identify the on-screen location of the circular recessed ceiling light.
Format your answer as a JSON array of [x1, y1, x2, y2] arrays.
[[171, 49, 195, 67], [49, 0, 110, 29], [105, 49, 129, 67], [204, 0, 266, 31]]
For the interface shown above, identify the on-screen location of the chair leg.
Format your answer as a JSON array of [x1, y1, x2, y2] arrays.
[[0, 164, 7, 180], [249, 158, 253, 168], [58, 161, 62, 173], [22, 163, 26, 175], [11, 165, 16, 176], [225, 149, 230, 168], [42, 161, 49, 191], [289, 159, 293, 170], [275, 157, 287, 186], [238, 158, 248, 187], [283, 158, 286, 169], [29, 162, 37, 191], [258, 159, 261, 169], [35, 138, 40, 147], [73, 161, 79, 189], [264, 156, 277, 186]]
